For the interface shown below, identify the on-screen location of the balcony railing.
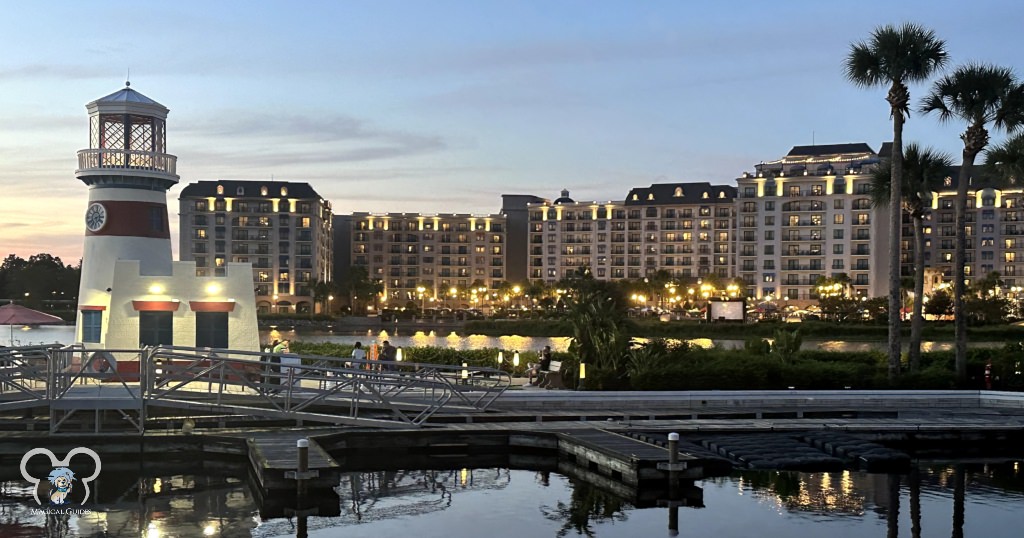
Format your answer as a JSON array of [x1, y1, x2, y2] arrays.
[[77, 149, 177, 176]]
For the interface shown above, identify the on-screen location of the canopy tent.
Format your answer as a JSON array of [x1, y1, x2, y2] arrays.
[[0, 303, 66, 346]]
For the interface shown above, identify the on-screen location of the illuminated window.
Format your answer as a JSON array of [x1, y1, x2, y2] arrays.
[[260, 186, 268, 196], [674, 187, 683, 197], [281, 187, 288, 196], [216, 185, 224, 195]]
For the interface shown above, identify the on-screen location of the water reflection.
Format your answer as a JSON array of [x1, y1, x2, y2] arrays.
[[1, 460, 1023, 537], [11, 326, 1010, 354]]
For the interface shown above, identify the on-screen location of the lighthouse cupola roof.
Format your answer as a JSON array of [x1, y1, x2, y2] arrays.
[[86, 83, 169, 119]]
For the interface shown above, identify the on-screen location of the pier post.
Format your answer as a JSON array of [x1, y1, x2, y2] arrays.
[[667, 432, 680, 536], [297, 438, 309, 496]]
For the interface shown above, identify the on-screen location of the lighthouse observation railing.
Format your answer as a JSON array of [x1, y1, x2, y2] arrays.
[[77, 149, 177, 175], [0, 344, 511, 432]]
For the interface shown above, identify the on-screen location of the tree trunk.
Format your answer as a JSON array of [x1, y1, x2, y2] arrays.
[[954, 151, 979, 384], [910, 213, 925, 372], [888, 106, 905, 382]]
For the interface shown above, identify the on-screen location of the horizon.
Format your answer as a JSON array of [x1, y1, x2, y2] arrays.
[[2, 1, 1023, 262]]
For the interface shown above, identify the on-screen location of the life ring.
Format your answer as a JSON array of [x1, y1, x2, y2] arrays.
[[87, 352, 113, 373]]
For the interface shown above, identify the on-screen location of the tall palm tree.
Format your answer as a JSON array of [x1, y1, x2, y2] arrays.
[[985, 132, 1024, 184], [844, 23, 948, 382], [921, 64, 1024, 382], [870, 143, 953, 371]]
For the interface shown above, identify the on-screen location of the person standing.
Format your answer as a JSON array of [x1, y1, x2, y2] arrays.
[[379, 340, 397, 371], [349, 342, 366, 368], [263, 339, 282, 393]]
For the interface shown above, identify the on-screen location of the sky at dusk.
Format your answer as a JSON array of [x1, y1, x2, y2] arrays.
[[2, 0, 1023, 263]]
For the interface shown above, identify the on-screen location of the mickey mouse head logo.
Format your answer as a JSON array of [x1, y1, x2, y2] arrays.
[[20, 447, 102, 506]]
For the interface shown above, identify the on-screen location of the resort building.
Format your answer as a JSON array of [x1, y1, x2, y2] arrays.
[[343, 211, 508, 309], [734, 143, 891, 303], [900, 171, 1024, 289], [178, 180, 333, 315], [525, 186, 737, 283], [75, 86, 258, 351]]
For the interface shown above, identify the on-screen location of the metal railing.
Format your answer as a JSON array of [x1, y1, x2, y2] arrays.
[[0, 344, 510, 433], [76, 149, 178, 175]]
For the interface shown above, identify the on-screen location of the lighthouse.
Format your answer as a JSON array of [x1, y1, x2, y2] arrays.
[[74, 85, 258, 351]]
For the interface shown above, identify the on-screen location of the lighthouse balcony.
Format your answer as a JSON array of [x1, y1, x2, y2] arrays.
[[76, 149, 179, 181]]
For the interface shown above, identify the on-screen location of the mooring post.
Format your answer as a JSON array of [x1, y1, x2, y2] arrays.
[[667, 432, 680, 536], [297, 438, 309, 496]]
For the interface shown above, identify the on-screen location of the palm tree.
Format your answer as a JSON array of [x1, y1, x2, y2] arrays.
[[921, 64, 1024, 382], [870, 143, 953, 371], [844, 23, 948, 382], [985, 132, 1024, 184]]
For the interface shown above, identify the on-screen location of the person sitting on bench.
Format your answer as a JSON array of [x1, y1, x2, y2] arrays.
[[527, 346, 552, 386]]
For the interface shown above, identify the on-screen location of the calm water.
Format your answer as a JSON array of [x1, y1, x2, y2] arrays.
[[1, 462, 1022, 537], [8, 325, 1003, 354]]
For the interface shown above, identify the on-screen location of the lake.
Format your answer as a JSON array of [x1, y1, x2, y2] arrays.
[[2, 462, 1021, 537], [8, 325, 1004, 354]]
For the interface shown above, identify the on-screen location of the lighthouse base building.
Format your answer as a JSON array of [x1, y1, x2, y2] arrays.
[[74, 85, 258, 352]]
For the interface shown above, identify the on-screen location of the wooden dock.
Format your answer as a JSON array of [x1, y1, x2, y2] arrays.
[[243, 431, 341, 490]]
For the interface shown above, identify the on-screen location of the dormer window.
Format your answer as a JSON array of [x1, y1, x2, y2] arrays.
[[216, 184, 224, 195], [702, 192, 709, 199], [632, 194, 638, 201], [719, 191, 726, 199], [236, 187, 245, 195], [281, 187, 288, 196], [674, 187, 683, 197], [944, 177, 952, 187], [260, 186, 268, 196], [647, 193, 654, 200]]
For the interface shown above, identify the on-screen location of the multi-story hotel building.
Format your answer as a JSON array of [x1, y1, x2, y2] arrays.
[[178, 180, 333, 314], [329, 142, 1020, 308], [345, 212, 508, 308], [525, 185, 737, 282], [734, 143, 891, 302], [900, 171, 1024, 289]]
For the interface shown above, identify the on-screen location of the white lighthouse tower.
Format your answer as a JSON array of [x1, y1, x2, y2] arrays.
[[75, 84, 258, 351]]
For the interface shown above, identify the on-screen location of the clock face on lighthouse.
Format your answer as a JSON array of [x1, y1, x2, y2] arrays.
[[85, 202, 107, 232]]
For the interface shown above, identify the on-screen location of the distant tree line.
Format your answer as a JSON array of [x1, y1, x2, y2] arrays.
[[0, 254, 81, 314]]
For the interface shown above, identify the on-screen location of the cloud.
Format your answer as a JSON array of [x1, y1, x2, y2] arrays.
[[175, 112, 447, 165]]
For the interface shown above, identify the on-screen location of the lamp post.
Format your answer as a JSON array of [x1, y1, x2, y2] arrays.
[[327, 294, 333, 315], [416, 286, 426, 312], [273, 294, 279, 314]]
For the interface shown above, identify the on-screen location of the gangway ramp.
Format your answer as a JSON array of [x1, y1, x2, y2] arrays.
[[1, 345, 511, 433]]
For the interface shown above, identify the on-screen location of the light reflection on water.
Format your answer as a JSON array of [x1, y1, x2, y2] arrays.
[[7, 325, 1008, 354], [2, 463, 1022, 537]]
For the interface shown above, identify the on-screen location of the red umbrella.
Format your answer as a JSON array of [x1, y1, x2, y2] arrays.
[[0, 303, 65, 346]]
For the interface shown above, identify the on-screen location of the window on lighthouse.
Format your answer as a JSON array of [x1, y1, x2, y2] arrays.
[[81, 311, 102, 343]]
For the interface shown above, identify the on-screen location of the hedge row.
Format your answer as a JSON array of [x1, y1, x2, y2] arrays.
[[290, 341, 1024, 391]]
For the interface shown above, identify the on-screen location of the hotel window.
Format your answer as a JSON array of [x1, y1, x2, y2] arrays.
[[194, 229, 207, 239], [278, 271, 290, 282], [834, 214, 844, 224], [834, 199, 844, 209], [765, 201, 774, 211]]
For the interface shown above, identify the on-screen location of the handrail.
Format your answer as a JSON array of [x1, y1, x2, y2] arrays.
[[76, 148, 178, 175], [0, 344, 507, 431]]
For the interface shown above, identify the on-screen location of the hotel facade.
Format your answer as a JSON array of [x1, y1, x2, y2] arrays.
[[325, 142, 1020, 307], [178, 180, 333, 314]]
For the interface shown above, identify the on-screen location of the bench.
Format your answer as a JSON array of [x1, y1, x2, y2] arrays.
[[538, 360, 566, 390]]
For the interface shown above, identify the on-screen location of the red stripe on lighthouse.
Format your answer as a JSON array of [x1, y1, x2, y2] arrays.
[[86, 201, 170, 238]]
